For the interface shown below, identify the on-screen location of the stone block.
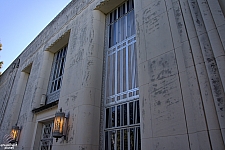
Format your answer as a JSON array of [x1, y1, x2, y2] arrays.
[[175, 41, 194, 73], [189, 131, 211, 150], [144, 11, 174, 60], [136, 24, 147, 64], [208, 29, 225, 58], [81, 57, 103, 89], [167, 0, 188, 49], [75, 105, 100, 145], [208, 129, 225, 150], [147, 51, 178, 87], [208, 0, 225, 27], [138, 60, 149, 86], [189, 37, 205, 65], [179, 67, 208, 133], [142, 134, 189, 150], [139, 84, 153, 139], [149, 74, 187, 137], [197, 0, 216, 32]]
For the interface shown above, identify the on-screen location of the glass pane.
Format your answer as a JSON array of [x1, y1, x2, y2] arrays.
[[129, 102, 134, 125], [124, 129, 128, 150], [124, 103, 127, 125], [117, 130, 120, 150], [105, 132, 109, 150], [127, 11, 135, 37], [117, 105, 120, 127], [138, 127, 141, 150], [137, 101, 140, 123], [106, 108, 110, 128], [130, 128, 134, 150], [112, 107, 115, 127]]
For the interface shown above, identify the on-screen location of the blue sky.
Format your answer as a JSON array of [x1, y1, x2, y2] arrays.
[[0, 0, 71, 73]]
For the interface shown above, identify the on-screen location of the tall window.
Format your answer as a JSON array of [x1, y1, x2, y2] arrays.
[[46, 45, 67, 104], [40, 122, 53, 150], [104, 0, 141, 149]]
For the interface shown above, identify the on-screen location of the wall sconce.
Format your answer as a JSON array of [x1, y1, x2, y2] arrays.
[[9, 124, 21, 144], [52, 108, 69, 142]]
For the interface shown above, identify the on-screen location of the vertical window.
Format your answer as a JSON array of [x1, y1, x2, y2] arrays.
[[46, 45, 68, 104], [40, 122, 53, 150], [104, 0, 141, 149]]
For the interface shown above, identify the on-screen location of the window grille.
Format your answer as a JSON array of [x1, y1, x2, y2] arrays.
[[105, 0, 138, 106], [104, 0, 141, 149], [46, 45, 67, 104], [40, 122, 53, 150]]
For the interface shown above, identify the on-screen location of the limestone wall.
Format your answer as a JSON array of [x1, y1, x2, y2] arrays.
[[135, 0, 225, 149], [0, 0, 105, 149], [0, 0, 225, 149]]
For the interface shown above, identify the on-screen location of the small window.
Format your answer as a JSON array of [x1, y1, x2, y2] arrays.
[[46, 45, 68, 104]]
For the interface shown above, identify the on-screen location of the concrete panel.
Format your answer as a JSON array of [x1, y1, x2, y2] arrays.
[[197, 0, 216, 32], [206, 0, 225, 27], [208, 129, 225, 149], [144, 12, 174, 60], [138, 61, 148, 86], [179, 66, 208, 133], [180, 0, 198, 39], [195, 63, 221, 130], [175, 41, 194, 73], [59, 88, 101, 110], [75, 105, 100, 146], [149, 74, 187, 137], [167, 0, 188, 49], [189, 37, 204, 65], [189, 131, 211, 150], [142, 134, 190, 150], [81, 57, 103, 89], [147, 51, 178, 88], [139, 84, 153, 139], [136, 24, 147, 64]]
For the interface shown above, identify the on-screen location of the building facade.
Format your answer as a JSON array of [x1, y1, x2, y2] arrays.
[[0, 0, 225, 149]]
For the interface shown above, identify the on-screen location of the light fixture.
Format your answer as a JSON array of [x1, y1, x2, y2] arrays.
[[9, 124, 21, 144], [52, 108, 68, 142]]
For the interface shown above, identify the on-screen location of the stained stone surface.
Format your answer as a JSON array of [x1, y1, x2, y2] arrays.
[[0, 0, 225, 149]]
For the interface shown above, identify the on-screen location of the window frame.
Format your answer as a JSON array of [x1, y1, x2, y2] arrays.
[[102, 0, 141, 149], [46, 44, 68, 104]]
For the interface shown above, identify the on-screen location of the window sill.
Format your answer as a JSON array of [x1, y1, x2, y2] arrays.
[[32, 100, 59, 113]]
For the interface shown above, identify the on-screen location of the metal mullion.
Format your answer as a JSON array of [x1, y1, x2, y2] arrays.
[[133, 43, 137, 89], [126, 41, 129, 98], [130, 43, 135, 90], [109, 54, 113, 102], [120, 49, 123, 100], [121, 129, 123, 150], [135, 101, 137, 124], [133, 101, 135, 125], [115, 47, 118, 102], [115, 105, 117, 127], [127, 101, 130, 126], [114, 130, 117, 150], [104, 51, 109, 105]]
